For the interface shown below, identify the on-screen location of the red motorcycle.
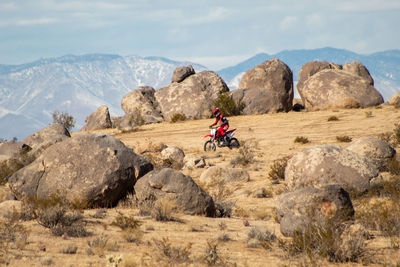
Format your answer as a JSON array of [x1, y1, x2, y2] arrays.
[[203, 126, 240, 151]]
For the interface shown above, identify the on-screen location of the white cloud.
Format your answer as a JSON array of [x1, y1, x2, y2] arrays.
[[280, 16, 298, 31], [334, 0, 400, 11], [16, 17, 58, 26], [186, 7, 234, 25]]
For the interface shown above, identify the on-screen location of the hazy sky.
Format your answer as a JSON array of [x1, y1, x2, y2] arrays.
[[0, 0, 399, 70]]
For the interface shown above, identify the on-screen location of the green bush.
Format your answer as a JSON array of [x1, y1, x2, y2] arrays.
[[213, 92, 244, 116], [52, 110, 75, 131], [170, 113, 186, 123]]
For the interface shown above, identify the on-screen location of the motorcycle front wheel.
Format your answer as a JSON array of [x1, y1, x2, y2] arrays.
[[204, 140, 216, 151], [229, 138, 240, 149]]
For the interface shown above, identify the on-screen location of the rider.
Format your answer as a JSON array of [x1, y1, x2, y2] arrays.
[[209, 108, 229, 144]]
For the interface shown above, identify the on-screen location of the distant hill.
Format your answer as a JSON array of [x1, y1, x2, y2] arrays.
[[217, 47, 400, 100], [0, 55, 206, 140]]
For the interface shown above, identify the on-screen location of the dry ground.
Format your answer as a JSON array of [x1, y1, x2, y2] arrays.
[[3, 104, 400, 266]]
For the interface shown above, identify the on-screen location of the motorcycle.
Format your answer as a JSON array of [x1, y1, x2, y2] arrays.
[[203, 126, 240, 151]]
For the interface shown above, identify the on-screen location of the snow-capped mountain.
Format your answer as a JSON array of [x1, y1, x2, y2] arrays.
[[0, 54, 206, 140], [218, 47, 400, 101]]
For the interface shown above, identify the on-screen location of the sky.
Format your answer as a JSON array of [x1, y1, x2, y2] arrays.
[[0, 0, 399, 70]]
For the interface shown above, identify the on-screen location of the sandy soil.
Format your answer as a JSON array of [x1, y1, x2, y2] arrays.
[[3, 105, 400, 266]]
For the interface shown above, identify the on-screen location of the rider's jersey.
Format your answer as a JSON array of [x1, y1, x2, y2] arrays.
[[212, 113, 229, 127]]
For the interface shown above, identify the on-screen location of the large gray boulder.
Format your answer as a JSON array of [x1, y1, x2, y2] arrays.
[[232, 58, 293, 114], [155, 71, 229, 120], [171, 65, 195, 83], [21, 123, 71, 158], [346, 136, 396, 171], [9, 133, 152, 207], [296, 61, 341, 101], [121, 86, 162, 120], [343, 62, 374, 85], [81, 105, 112, 131], [285, 144, 379, 193], [299, 68, 383, 110], [134, 168, 215, 217], [275, 185, 354, 236], [160, 146, 185, 168]]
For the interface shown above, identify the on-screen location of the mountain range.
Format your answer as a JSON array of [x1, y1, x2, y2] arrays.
[[1, 47, 399, 140]]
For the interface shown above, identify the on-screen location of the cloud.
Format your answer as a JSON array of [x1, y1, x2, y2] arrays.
[[280, 16, 298, 31], [16, 17, 58, 26], [333, 0, 400, 11], [186, 7, 234, 25]]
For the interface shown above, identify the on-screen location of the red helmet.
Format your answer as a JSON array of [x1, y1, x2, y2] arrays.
[[212, 108, 220, 116]]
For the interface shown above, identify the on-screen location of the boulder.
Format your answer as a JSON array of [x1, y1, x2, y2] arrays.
[[184, 156, 206, 169], [297, 61, 340, 98], [81, 105, 112, 131], [199, 166, 250, 184], [0, 186, 15, 202], [346, 136, 396, 171], [275, 185, 354, 236], [8, 133, 153, 207], [343, 62, 374, 85], [161, 146, 185, 167], [121, 86, 162, 119], [21, 123, 71, 158], [388, 93, 400, 106], [134, 168, 215, 216], [285, 144, 379, 193], [0, 142, 23, 162], [155, 71, 229, 120], [232, 58, 293, 114], [171, 65, 195, 83], [299, 69, 384, 110]]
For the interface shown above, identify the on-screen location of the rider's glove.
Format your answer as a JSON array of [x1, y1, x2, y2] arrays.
[[209, 125, 213, 129]]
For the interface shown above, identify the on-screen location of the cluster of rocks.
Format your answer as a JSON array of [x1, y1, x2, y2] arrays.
[[79, 57, 394, 132], [275, 136, 396, 236]]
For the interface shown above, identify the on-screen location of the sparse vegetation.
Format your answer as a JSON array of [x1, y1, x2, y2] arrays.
[[247, 227, 276, 249], [150, 237, 192, 265], [294, 136, 310, 144], [111, 211, 141, 230], [268, 156, 290, 182], [152, 199, 177, 222], [213, 92, 244, 116], [394, 123, 400, 145], [230, 140, 255, 166], [170, 113, 187, 123], [336, 135, 352, 142], [52, 110, 75, 131], [328, 116, 339, 121], [365, 111, 373, 118]]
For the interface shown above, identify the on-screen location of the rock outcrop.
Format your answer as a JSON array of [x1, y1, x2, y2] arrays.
[[155, 71, 229, 120], [297, 61, 383, 110], [134, 168, 215, 217], [275, 185, 354, 236], [81, 105, 112, 131], [121, 86, 162, 120], [388, 93, 400, 106], [232, 58, 293, 114], [171, 65, 195, 83], [9, 133, 152, 207], [285, 144, 379, 193]]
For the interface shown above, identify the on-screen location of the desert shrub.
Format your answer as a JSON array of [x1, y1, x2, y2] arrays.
[[170, 113, 186, 123], [364, 111, 373, 118], [336, 135, 352, 143], [327, 116, 339, 121], [214, 201, 235, 218], [151, 237, 192, 265], [52, 110, 75, 131], [268, 156, 290, 182], [386, 158, 400, 175], [279, 218, 368, 263], [60, 245, 78, 254], [230, 140, 255, 166], [247, 227, 276, 249], [294, 136, 310, 144], [91, 208, 107, 219], [122, 228, 143, 244], [0, 212, 29, 264], [111, 211, 141, 230], [213, 92, 244, 116], [152, 199, 177, 222], [87, 235, 110, 256]]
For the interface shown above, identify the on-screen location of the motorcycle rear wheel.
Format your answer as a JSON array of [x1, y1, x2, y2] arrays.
[[204, 140, 216, 151], [229, 138, 240, 149]]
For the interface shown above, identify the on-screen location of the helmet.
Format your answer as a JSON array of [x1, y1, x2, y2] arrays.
[[212, 108, 220, 116]]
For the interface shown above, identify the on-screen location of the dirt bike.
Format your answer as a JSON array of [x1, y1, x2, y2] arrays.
[[203, 126, 240, 151]]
